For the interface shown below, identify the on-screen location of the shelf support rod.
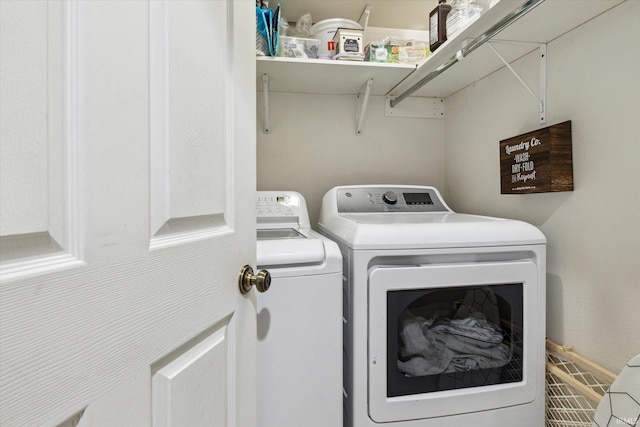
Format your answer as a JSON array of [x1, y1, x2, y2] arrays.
[[539, 42, 547, 123], [262, 74, 270, 134], [486, 41, 547, 124], [356, 78, 374, 135], [389, 0, 545, 109], [358, 4, 372, 29]]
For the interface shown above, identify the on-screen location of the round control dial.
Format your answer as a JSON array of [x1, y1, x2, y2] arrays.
[[382, 191, 398, 205]]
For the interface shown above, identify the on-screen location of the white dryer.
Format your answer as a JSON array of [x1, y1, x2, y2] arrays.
[[317, 185, 546, 427], [256, 191, 342, 427]]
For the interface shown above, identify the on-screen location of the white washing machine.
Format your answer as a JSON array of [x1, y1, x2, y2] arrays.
[[317, 185, 546, 427], [256, 191, 342, 427]]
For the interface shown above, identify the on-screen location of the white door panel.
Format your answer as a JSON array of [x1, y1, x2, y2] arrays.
[[150, 0, 228, 238], [0, 0, 78, 274], [0, 1, 256, 426], [152, 321, 230, 427], [0, 0, 50, 236]]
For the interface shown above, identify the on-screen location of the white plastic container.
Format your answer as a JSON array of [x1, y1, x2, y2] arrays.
[[311, 18, 362, 56], [447, 0, 488, 38], [446, 0, 469, 38]]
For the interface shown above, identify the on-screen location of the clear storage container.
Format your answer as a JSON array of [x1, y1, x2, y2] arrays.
[[278, 36, 320, 59]]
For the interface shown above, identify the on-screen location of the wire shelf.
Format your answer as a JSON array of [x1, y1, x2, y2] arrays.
[[545, 340, 617, 427]]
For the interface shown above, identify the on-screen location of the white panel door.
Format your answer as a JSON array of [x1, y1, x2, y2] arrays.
[[0, 1, 257, 426]]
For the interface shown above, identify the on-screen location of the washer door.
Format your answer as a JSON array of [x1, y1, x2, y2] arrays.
[[368, 261, 540, 422]]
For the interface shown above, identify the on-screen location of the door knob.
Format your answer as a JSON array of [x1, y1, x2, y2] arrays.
[[238, 265, 271, 294]]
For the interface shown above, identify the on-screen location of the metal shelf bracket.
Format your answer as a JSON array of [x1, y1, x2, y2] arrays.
[[262, 74, 270, 134], [486, 40, 547, 124], [356, 78, 374, 135]]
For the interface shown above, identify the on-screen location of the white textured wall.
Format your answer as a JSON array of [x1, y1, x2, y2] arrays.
[[444, 1, 640, 372], [257, 93, 444, 225]]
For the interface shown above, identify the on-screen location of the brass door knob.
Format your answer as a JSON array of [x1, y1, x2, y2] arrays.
[[238, 265, 271, 294]]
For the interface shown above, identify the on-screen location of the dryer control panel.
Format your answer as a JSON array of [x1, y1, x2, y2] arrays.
[[336, 186, 451, 213]]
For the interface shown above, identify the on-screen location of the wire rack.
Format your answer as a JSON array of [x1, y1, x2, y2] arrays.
[[546, 340, 617, 427]]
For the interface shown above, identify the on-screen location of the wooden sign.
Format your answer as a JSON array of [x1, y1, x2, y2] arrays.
[[500, 121, 573, 194]]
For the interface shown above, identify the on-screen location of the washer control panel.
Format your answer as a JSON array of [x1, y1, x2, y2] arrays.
[[256, 192, 299, 218], [336, 186, 450, 213], [256, 191, 311, 229]]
